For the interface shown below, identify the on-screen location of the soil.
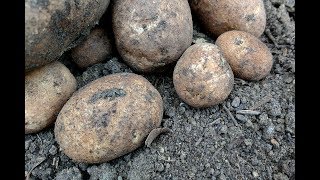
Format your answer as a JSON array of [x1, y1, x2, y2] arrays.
[[25, 0, 295, 179]]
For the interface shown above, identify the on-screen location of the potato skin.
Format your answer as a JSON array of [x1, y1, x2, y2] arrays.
[[112, 0, 193, 72], [189, 0, 266, 37], [216, 30, 273, 81], [71, 27, 113, 68], [54, 73, 163, 163], [25, 0, 110, 71], [25, 61, 77, 134], [173, 43, 234, 108]]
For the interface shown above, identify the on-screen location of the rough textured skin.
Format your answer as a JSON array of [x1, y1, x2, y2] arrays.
[[54, 73, 163, 163], [25, 0, 110, 71], [189, 0, 266, 38], [112, 0, 193, 72], [173, 43, 234, 108], [216, 30, 273, 81], [71, 27, 113, 68], [25, 61, 77, 134]]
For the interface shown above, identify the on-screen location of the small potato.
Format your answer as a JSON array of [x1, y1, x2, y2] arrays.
[[25, 61, 77, 134], [112, 0, 193, 72], [71, 27, 113, 68], [216, 30, 273, 81], [54, 73, 163, 163], [189, 0, 266, 37], [25, 0, 110, 71], [173, 43, 234, 108]]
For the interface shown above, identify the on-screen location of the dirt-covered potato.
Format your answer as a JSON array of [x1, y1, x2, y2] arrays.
[[189, 0, 266, 37], [216, 30, 273, 81], [54, 73, 163, 163], [173, 43, 234, 108], [71, 27, 113, 68], [25, 0, 110, 71], [112, 0, 193, 72], [25, 61, 77, 134]]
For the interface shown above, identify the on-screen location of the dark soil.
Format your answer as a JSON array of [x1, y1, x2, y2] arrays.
[[25, 0, 295, 179]]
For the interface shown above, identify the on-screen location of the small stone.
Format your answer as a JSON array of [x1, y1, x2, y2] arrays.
[[220, 125, 228, 134], [245, 120, 254, 129], [155, 162, 165, 172], [273, 172, 289, 180], [118, 176, 123, 180], [244, 139, 252, 146], [252, 171, 259, 178], [271, 138, 280, 147], [49, 145, 58, 155], [25, 140, 31, 150], [165, 163, 170, 169], [235, 114, 247, 123], [284, 76, 293, 84], [231, 97, 241, 107]]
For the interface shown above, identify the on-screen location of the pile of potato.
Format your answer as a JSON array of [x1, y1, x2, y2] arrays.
[[25, 0, 273, 163]]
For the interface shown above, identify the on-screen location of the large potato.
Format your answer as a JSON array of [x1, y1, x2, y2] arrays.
[[189, 0, 266, 37], [216, 30, 273, 81], [25, 0, 110, 71], [173, 43, 234, 108], [71, 27, 113, 68], [25, 61, 77, 134], [54, 73, 163, 163], [112, 0, 193, 72]]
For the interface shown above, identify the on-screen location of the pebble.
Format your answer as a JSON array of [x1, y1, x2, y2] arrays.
[[252, 171, 259, 178], [245, 120, 254, 129], [220, 125, 228, 134], [235, 114, 247, 123], [155, 162, 165, 172], [244, 139, 253, 146], [273, 172, 289, 180], [49, 145, 58, 155], [118, 176, 123, 180], [271, 138, 280, 147], [231, 97, 241, 107]]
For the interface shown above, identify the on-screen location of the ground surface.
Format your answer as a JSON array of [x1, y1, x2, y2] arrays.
[[25, 0, 295, 179]]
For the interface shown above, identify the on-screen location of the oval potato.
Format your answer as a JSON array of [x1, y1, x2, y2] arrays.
[[25, 0, 110, 71], [71, 27, 113, 68], [112, 0, 193, 72], [216, 30, 273, 81], [189, 0, 266, 37], [25, 61, 77, 134], [54, 73, 163, 163], [173, 43, 234, 108]]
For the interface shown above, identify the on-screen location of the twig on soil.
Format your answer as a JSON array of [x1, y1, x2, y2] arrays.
[[236, 109, 261, 115], [25, 157, 46, 180], [222, 104, 239, 127], [208, 118, 222, 126], [265, 29, 279, 48], [249, 94, 272, 110], [145, 127, 172, 148]]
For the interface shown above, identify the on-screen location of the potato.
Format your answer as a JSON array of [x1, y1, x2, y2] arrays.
[[173, 43, 234, 108], [54, 73, 163, 163], [25, 61, 77, 134], [189, 0, 266, 37], [112, 0, 193, 72], [216, 30, 273, 81], [71, 27, 113, 68], [25, 0, 110, 71]]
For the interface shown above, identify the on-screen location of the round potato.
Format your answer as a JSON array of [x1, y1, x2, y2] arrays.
[[25, 0, 110, 71], [189, 0, 266, 37], [71, 27, 113, 68], [216, 30, 273, 81], [173, 43, 234, 108], [54, 73, 163, 163], [112, 0, 193, 72], [25, 61, 77, 134]]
